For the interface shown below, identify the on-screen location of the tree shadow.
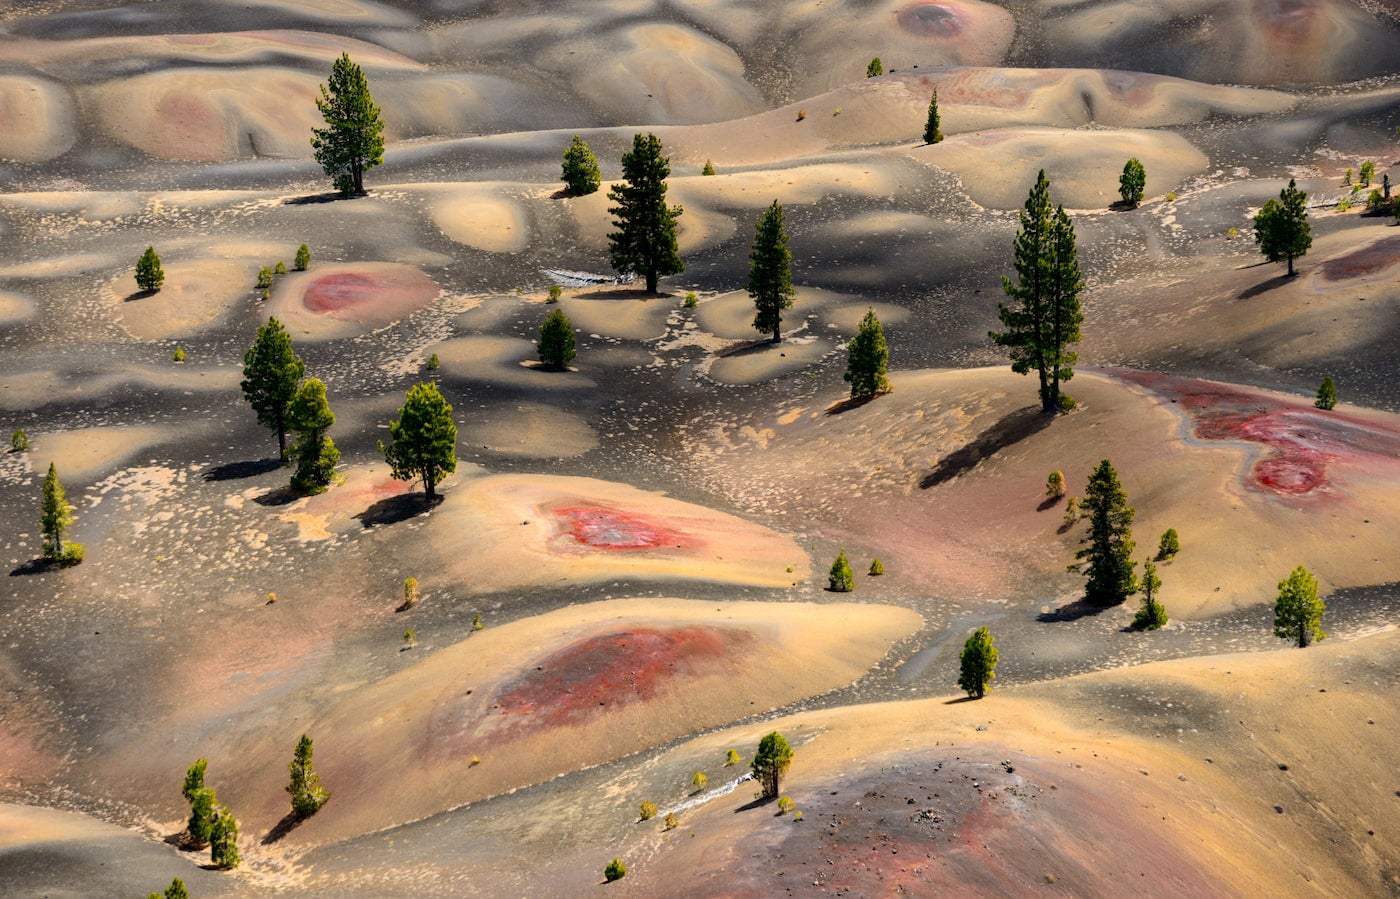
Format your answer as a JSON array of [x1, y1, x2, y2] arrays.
[[733, 795, 775, 813], [282, 191, 352, 206], [1238, 272, 1296, 300], [122, 289, 159, 302], [717, 339, 782, 359], [1036, 495, 1062, 512], [919, 406, 1053, 489], [252, 486, 301, 507], [357, 492, 441, 528], [580, 287, 666, 300], [942, 695, 978, 705], [825, 394, 878, 417], [9, 558, 53, 577], [262, 812, 304, 845], [203, 458, 282, 482], [1108, 199, 1140, 212], [1036, 598, 1112, 622]]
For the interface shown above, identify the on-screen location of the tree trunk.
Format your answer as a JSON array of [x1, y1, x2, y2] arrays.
[[425, 476, 437, 501], [645, 271, 658, 294], [1287, 256, 1294, 277], [277, 425, 287, 460], [354, 165, 364, 196], [772, 324, 782, 343]]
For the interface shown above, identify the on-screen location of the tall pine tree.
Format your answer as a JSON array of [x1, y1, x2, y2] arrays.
[[561, 135, 601, 196], [286, 734, 331, 818], [1253, 178, 1311, 276], [241, 317, 306, 459], [380, 381, 458, 500], [844, 307, 890, 397], [923, 89, 943, 144], [748, 199, 795, 342], [990, 170, 1083, 414], [1074, 459, 1137, 606], [310, 53, 385, 196], [40, 462, 76, 563], [607, 133, 684, 294], [287, 378, 339, 493]]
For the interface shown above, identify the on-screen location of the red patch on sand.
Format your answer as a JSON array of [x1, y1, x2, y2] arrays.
[[552, 505, 693, 550], [1115, 369, 1400, 497], [300, 268, 440, 324], [898, 2, 965, 37], [1319, 235, 1400, 283]]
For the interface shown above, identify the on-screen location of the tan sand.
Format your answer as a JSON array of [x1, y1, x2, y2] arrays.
[[268, 262, 441, 342], [0, 291, 35, 326], [708, 336, 835, 385], [428, 334, 599, 388], [471, 402, 600, 458], [694, 287, 837, 340], [554, 293, 674, 341], [109, 259, 252, 340], [426, 186, 531, 254], [27, 426, 172, 483], [0, 803, 120, 848], [0, 75, 76, 163]]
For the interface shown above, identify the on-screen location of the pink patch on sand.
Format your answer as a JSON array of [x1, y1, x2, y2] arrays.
[[898, 2, 965, 37], [552, 505, 693, 550], [300, 268, 440, 325]]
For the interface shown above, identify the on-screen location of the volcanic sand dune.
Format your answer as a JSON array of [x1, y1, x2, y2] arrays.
[[26, 425, 173, 484], [689, 367, 1400, 616], [471, 402, 600, 458], [428, 335, 598, 388], [694, 288, 839, 340], [0, 76, 76, 163], [564, 184, 738, 256], [232, 598, 921, 844], [0, 365, 241, 413], [422, 185, 532, 254], [0, 290, 36, 326], [708, 336, 836, 385], [267, 262, 441, 341], [553, 293, 675, 342], [109, 259, 253, 340]]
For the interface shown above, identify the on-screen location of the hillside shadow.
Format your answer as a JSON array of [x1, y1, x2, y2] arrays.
[[1036, 598, 1111, 622], [718, 339, 781, 359], [1037, 495, 1062, 512], [203, 458, 282, 482], [357, 492, 441, 528], [919, 405, 1053, 489], [1238, 272, 1296, 299], [942, 695, 978, 705]]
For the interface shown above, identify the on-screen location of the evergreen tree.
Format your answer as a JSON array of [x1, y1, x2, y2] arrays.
[[1118, 158, 1145, 207], [923, 89, 943, 144], [242, 317, 306, 459], [40, 462, 77, 563], [287, 378, 339, 493], [1315, 376, 1337, 410], [604, 858, 628, 881], [186, 786, 217, 849], [748, 199, 795, 342], [989, 171, 1084, 414], [287, 734, 331, 818], [537, 309, 577, 369], [957, 627, 997, 699], [701, 159, 716, 176], [1253, 179, 1311, 276], [1156, 528, 1179, 561], [135, 246, 165, 292], [295, 243, 312, 271], [844, 307, 891, 398], [1046, 470, 1067, 499], [1074, 459, 1137, 606], [380, 381, 458, 500], [155, 878, 188, 899], [1359, 160, 1376, 186], [828, 549, 854, 592], [867, 57, 884, 77], [182, 758, 207, 803], [1274, 565, 1326, 648], [561, 135, 602, 196], [209, 807, 240, 869], [1132, 560, 1168, 630], [607, 133, 684, 294], [750, 731, 793, 799], [310, 52, 385, 197]]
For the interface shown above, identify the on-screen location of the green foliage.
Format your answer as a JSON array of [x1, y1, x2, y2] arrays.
[[692, 771, 708, 789], [1132, 560, 1168, 630], [828, 549, 854, 592], [990, 171, 1084, 414], [242, 316, 306, 459], [403, 628, 417, 648], [869, 557, 884, 576], [608, 133, 684, 294], [403, 577, 419, 608], [41, 463, 77, 563], [311, 52, 385, 196], [1074, 459, 1137, 606], [1165, 191, 1177, 202], [1365, 189, 1384, 211], [1227, 226, 1239, 240], [210, 807, 240, 869], [777, 796, 795, 814], [796, 109, 806, 121], [1062, 495, 1079, 526], [923, 89, 943, 144], [472, 614, 484, 631], [725, 748, 741, 766], [561, 134, 602, 196], [958, 626, 997, 698], [683, 291, 699, 308], [844, 307, 891, 398], [793, 809, 804, 821], [1338, 197, 1353, 212], [664, 811, 679, 830], [604, 858, 628, 882], [295, 243, 311, 271], [867, 57, 884, 77], [380, 381, 458, 500], [10, 429, 28, 452], [538, 309, 578, 369], [1046, 470, 1066, 499], [1343, 168, 1353, 186], [287, 734, 331, 818], [547, 284, 562, 303], [1253, 179, 1311, 276], [751, 731, 794, 799], [182, 759, 207, 803], [186, 786, 217, 849], [701, 159, 715, 176], [1315, 376, 1337, 410], [172, 347, 186, 363], [288, 377, 339, 493], [1359, 160, 1376, 186], [639, 801, 658, 820], [256, 266, 275, 289], [426, 353, 440, 371], [135, 246, 164, 292], [156, 878, 188, 899], [1118, 158, 1146, 207], [748, 199, 795, 341], [1156, 528, 1179, 561], [1274, 565, 1326, 647]]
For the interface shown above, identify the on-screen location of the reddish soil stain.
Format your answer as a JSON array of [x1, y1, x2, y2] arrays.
[[552, 505, 696, 551], [301, 269, 440, 321], [1114, 369, 1400, 497], [898, 2, 964, 37], [304, 273, 388, 314], [1319, 235, 1400, 283]]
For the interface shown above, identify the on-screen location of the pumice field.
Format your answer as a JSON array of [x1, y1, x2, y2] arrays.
[[1, 0, 1398, 895]]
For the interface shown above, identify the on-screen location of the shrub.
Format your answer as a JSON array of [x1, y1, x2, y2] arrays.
[[1165, 191, 1177, 202], [664, 812, 679, 830], [793, 809, 804, 821], [869, 558, 884, 576], [683, 292, 698, 308], [538, 309, 577, 369], [472, 614, 484, 631], [1227, 226, 1239, 240], [1343, 168, 1353, 186], [958, 627, 998, 698], [274, 261, 287, 275], [828, 549, 854, 592], [1338, 197, 1353, 212], [1046, 470, 1066, 499], [1132, 560, 1168, 630], [257, 266, 275, 289], [294, 243, 311, 271], [402, 577, 418, 608], [639, 801, 657, 820], [796, 109, 806, 121], [1314, 375, 1337, 410], [1156, 528, 1179, 561], [561, 134, 602, 196], [1118, 158, 1146, 207], [833, 106, 842, 116], [547, 284, 562, 303], [1366, 189, 1384, 211], [286, 734, 330, 818], [426, 353, 440, 371], [403, 628, 417, 648], [701, 160, 715, 176], [604, 858, 627, 882], [10, 429, 27, 452], [172, 347, 186, 362], [135, 246, 164, 292], [209, 808, 240, 869], [1360, 160, 1376, 186], [1062, 496, 1079, 526], [751, 731, 793, 799], [54, 543, 85, 566], [777, 796, 795, 815], [692, 771, 708, 790], [867, 57, 883, 77], [725, 748, 741, 766], [469, 755, 481, 766]]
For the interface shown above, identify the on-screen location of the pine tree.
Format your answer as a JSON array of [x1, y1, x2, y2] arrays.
[[989, 171, 1084, 414], [1118, 158, 1145, 207], [1274, 565, 1326, 648], [1156, 528, 1179, 561], [40, 462, 77, 563], [294, 243, 311, 271], [135, 246, 164, 292], [561, 134, 602, 196], [310, 52, 385, 197], [751, 731, 793, 799], [537, 309, 577, 370], [287, 378, 339, 493], [287, 734, 331, 818], [748, 199, 795, 342], [1253, 179, 1311, 276], [1074, 459, 1137, 606], [607, 133, 684, 294], [209, 807, 240, 869], [380, 381, 458, 500], [923, 89, 943, 144], [957, 627, 997, 698], [844, 307, 891, 398], [867, 57, 884, 77], [241, 316, 306, 459], [1315, 376, 1337, 410], [701, 159, 716, 176], [1132, 560, 1168, 630], [828, 549, 854, 591], [185, 777, 217, 849], [155, 878, 188, 899]]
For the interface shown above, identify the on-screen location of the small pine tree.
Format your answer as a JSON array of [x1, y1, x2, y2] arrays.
[[295, 243, 312, 271], [187, 787, 217, 849], [1062, 495, 1079, 526], [844, 307, 891, 398], [288, 378, 339, 493], [426, 352, 441, 371], [692, 771, 708, 789], [10, 429, 28, 452], [867, 57, 884, 77], [380, 381, 458, 500], [608, 133, 684, 294], [701, 159, 716, 176], [1074, 459, 1137, 606], [135, 246, 164, 292], [209, 807, 240, 869], [538, 309, 577, 370], [402, 577, 419, 608], [828, 549, 854, 592], [242, 316, 306, 459], [1046, 470, 1066, 499], [257, 266, 275, 289], [310, 52, 385, 196], [172, 347, 186, 363], [639, 800, 657, 820], [748, 199, 795, 342], [547, 284, 562, 303], [1314, 376, 1337, 410], [561, 134, 602, 196], [403, 628, 417, 648], [1118, 158, 1146, 208], [869, 558, 884, 576], [923, 90, 943, 144], [286, 734, 331, 818], [1132, 560, 1168, 630], [41, 463, 83, 565], [160, 878, 189, 899], [664, 811, 679, 830], [1359, 161, 1376, 186], [604, 858, 627, 882], [957, 626, 997, 698], [1274, 565, 1326, 648], [751, 731, 793, 799], [725, 748, 741, 766], [1156, 528, 1179, 561], [1343, 168, 1353, 186], [1253, 179, 1311, 276]]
